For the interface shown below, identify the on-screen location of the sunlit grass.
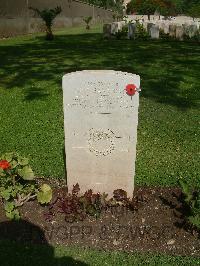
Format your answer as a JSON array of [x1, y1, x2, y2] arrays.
[[0, 25, 199, 186]]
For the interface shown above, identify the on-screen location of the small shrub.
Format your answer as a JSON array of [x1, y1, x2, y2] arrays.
[[122, 15, 128, 24], [115, 24, 128, 40], [179, 178, 200, 230], [135, 21, 149, 40], [113, 13, 123, 22], [183, 30, 200, 42], [112, 13, 118, 21], [83, 16, 92, 30], [29, 6, 62, 40], [113, 12, 123, 22], [0, 152, 52, 220], [159, 29, 170, 40]]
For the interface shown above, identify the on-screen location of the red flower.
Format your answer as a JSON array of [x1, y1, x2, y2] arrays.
[[0, 160, 10, 170], [125, 84, 137, 96]]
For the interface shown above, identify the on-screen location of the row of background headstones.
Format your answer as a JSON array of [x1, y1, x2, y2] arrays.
[[127, 15, 200, 23], [104, 15, 200, 41]]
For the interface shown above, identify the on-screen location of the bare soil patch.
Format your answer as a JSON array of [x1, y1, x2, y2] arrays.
[[0, 186, 199, 257]]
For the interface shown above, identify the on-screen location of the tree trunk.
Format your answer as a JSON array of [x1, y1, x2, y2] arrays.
[[46, 26, 54, 40]]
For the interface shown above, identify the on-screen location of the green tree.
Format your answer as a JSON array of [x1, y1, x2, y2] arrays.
[[83, 16, 92, 30], [156, 0, 176, 16], [30, 6, 62, 40], [85, 0, 124, 14], [171, 0, 200, 16], [126, 0, 160, 18], [126, 0, 137, 14], [188, 3, 200, 18], [127, 0, 177, 17], [171, 0, 184, 13]]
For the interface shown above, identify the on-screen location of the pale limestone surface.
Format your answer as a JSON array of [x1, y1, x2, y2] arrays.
[[118, 21, 125, 31], [128, 23, 136, 39], [176, 25, 184, 40], [164, 23, 170, 34], [111, 22, 118, 35], [147, 22, 154, 34], [158, 22, 169, 34], [188, 24, 198, 38], [110, 21, 125, 34], [169, 24, 176, 37], [150, 24, 159, 39], [63, 70, 140, 198]]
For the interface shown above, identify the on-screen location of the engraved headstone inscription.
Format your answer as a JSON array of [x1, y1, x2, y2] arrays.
[[63, 70, 140, 198]]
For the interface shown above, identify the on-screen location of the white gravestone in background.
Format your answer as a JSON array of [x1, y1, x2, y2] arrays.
[[128, 23, 136, 39], [63, 70, 140, 198], [150, 24, 160, 39], [176, 25, 184, 41], [111, 22, 118, 35]]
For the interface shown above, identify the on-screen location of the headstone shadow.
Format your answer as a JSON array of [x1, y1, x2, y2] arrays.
[[0, 219, 88, 266]]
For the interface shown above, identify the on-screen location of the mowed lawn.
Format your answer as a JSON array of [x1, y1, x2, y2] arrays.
[[1, 240, 200, 266], [0, 25, 199, 186]]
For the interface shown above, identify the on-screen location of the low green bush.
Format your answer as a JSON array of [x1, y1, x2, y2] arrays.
[[0, 152, 52, 220], [179, 178, 200, 230]]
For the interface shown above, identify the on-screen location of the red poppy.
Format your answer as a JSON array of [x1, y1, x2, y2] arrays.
[[125, 84, 137, 96], [0, 160, 10, 170]]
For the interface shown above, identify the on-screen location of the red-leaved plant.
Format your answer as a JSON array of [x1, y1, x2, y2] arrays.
[[45, 184, 145, 223]]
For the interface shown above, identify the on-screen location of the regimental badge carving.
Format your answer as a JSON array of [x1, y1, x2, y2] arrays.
[[88, 129, 115, 156]]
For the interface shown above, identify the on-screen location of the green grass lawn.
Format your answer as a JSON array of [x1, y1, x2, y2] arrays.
[[0, 25, 199, 187], [0, 240, 200, 266], [0, 24, 200, 266]]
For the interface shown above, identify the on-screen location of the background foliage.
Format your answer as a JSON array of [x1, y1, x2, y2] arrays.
[[85, 0, 124, 14], [126, 0, 200, 17]]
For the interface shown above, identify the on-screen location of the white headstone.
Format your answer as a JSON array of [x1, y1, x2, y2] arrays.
[[162, 22, 170, 34], [63, 70, 140, 198], [118, 21, 125, 31], [188, 24, 198, 38], [103, 24, 111, 39], [176, 25, 184, 40], [150, 25, 159, 39], [183, 24, 190, 37], [111, 22, 118, 35], [165, 24, 170, 34], [195, 22, 199, 30], [147, 22, 154, 34], [128, 23, 136, 39], [169, 24, 176, 37]]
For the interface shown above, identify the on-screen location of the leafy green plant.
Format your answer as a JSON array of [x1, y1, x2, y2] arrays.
[[112, 11, 123, 22], [135, 20, 149, 40], [115, 24, 128, 40], [45, 184, 144, 223], [37, 184, 53, 204], [188, 3, 200, 19], [159, 28, 170, 40], [0, 152, 52, 220], [29, 6, 62, 40], [179, 178, 200, 230], [83, 16, 92, 30], [183, 28, 200, 43], [122, 15, 129, 24]]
